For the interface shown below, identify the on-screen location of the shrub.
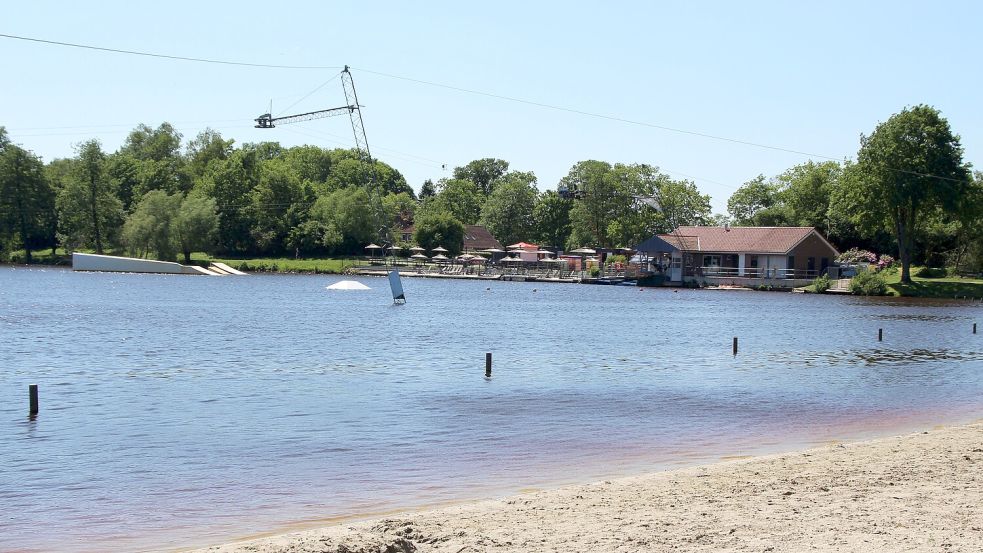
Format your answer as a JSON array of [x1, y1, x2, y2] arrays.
[[849, 270, 888, 296], [813, 274, 831, 293], [589, 266, 601, 277], [837, 248, 877, 264], [915, 266, 947, 278], [876, 254, 895, 271]]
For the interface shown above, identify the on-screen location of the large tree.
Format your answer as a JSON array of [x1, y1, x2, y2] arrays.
[[413, 211, 465, 256], [726, 175, 789, 226], [480, 171, 538, 247], [532, 190, 572, 252], [0, 143, 54, 262], [776, 160, 841, 233], [454, 158, 509, 195], [174, 195, 219, 264], [834, 105, 972, 282], [56, 140, 123, 253], [424, 178, 484, 225], [122, 190, 182, 260], [563, 160, 621, 248]]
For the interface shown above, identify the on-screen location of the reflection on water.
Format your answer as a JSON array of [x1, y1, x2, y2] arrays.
[[0, 267, 981, 552]]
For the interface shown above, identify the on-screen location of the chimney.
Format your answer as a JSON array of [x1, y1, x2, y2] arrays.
[[724, 222, 731, 232]]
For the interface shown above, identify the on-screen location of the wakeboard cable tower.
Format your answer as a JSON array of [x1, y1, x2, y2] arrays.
[[253, 65, 389, 244]]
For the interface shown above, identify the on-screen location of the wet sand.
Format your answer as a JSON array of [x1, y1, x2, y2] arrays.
[[191, 421, 983, 552]]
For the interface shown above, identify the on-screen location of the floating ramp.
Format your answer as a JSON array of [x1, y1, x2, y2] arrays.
[[72, 253, 247, 276]]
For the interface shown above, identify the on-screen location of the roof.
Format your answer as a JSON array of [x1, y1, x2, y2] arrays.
[[507, 241, 538, 250], [658, 226, 827, 255], [635, 234, 679, 254], [464, 225, 502, 251]]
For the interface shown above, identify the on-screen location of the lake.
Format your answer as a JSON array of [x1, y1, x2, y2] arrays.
[[1, 267, 981, 552]]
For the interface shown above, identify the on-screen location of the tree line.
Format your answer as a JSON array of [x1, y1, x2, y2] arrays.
[[1, 104, 980, 282]]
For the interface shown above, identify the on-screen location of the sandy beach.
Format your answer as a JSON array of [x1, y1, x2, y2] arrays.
[[191, 421, 983, 553]]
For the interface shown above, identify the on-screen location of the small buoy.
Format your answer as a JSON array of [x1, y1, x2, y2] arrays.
[[533, 288, 537, 292], [673, 289, 678, 293], [486, 287, 491, 291]]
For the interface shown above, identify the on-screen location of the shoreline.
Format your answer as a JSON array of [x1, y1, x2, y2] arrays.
[[191, 420, 983, 552]]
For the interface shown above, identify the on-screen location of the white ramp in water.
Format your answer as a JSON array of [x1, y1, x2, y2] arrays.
[[326, 280, 371, 290]]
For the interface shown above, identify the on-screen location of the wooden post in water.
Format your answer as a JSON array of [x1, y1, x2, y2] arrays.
[[878, 328, 883, 342], [29, 384, 38, 416], [732, 337, 738, 356], [485, 352, 492, 377], [974, 323, 977, 334]]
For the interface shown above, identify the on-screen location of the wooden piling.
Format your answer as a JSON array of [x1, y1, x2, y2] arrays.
[[974, 323, 977, 334], [29, 384, 38, 415], [878, 328, 883, 341], [732, 337, 738, 356], [485, 352, 492, 377]]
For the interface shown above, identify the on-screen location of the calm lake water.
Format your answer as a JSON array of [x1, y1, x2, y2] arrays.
[[1, 267, 981, 552]]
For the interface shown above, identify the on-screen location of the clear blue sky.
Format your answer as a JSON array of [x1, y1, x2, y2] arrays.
[[3, 1, 981, 214]]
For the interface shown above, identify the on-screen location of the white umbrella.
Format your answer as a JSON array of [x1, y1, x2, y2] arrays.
[[569, 247, 596, 254], [481, 248, 505, 253], [432, 254, 449, 261], [364, 243, 382, 250], [409, 246, 425, 252], [432, 246, 449, 253], [410, 253, 428, 259]]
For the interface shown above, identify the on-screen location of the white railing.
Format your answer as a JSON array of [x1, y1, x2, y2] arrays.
[[696, 266, 824, 280]]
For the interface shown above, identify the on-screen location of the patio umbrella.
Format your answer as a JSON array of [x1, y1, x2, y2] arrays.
[[409, 246, 425, 252], [410, 253, 428, 259], [432, 246, 449, 253], [568, 247, 596, 254], [432, 254, 449, 261], [387, 245, 403, 251], [481, 248, 505, 253]]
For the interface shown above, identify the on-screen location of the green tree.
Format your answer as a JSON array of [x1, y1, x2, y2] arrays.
[[413, 211, 465, 255], [196, 149, 261, 253], [776, 160, 841, 233], [119, 123, 190, 195], [0, 144, 54, 262], [309, 186, 378, 254], [122, 190, 182, 260], [425, 178, 484, 224], [532, 190, 572, 251], [382, 191, 417, 235], [249, 159, 304, 254], [120, 123, 183, 162], [563, 160, 621, 248], [833, 105, 972, 283], [174, 195, 219, 264], [727, 174, 790, 226], [454, 158, 509, 195], [419, 179, 436, 199], [56, 140, 123, 253], [480, 171, 538, 247], [186, 129, 234, 180]]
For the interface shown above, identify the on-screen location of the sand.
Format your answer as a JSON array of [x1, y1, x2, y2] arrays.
[[191, 422, 983, 553]]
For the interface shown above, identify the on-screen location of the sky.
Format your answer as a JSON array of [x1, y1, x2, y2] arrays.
[[2, 1, 981, 214]]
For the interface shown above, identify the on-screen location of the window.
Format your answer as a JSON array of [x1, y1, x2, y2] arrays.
[[787, 256, 795, 270], [703, 255, 721, 266], [749, 255, 759, 268]]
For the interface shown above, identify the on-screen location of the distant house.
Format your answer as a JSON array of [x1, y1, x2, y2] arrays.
[[463, 225, 503, 253], [398, 225, 414, 243], [636, 226, 839, 286]]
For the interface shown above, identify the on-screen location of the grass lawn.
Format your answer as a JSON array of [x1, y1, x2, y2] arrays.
[[882, 269, 983, 298], [190, 253, 357, 274]]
